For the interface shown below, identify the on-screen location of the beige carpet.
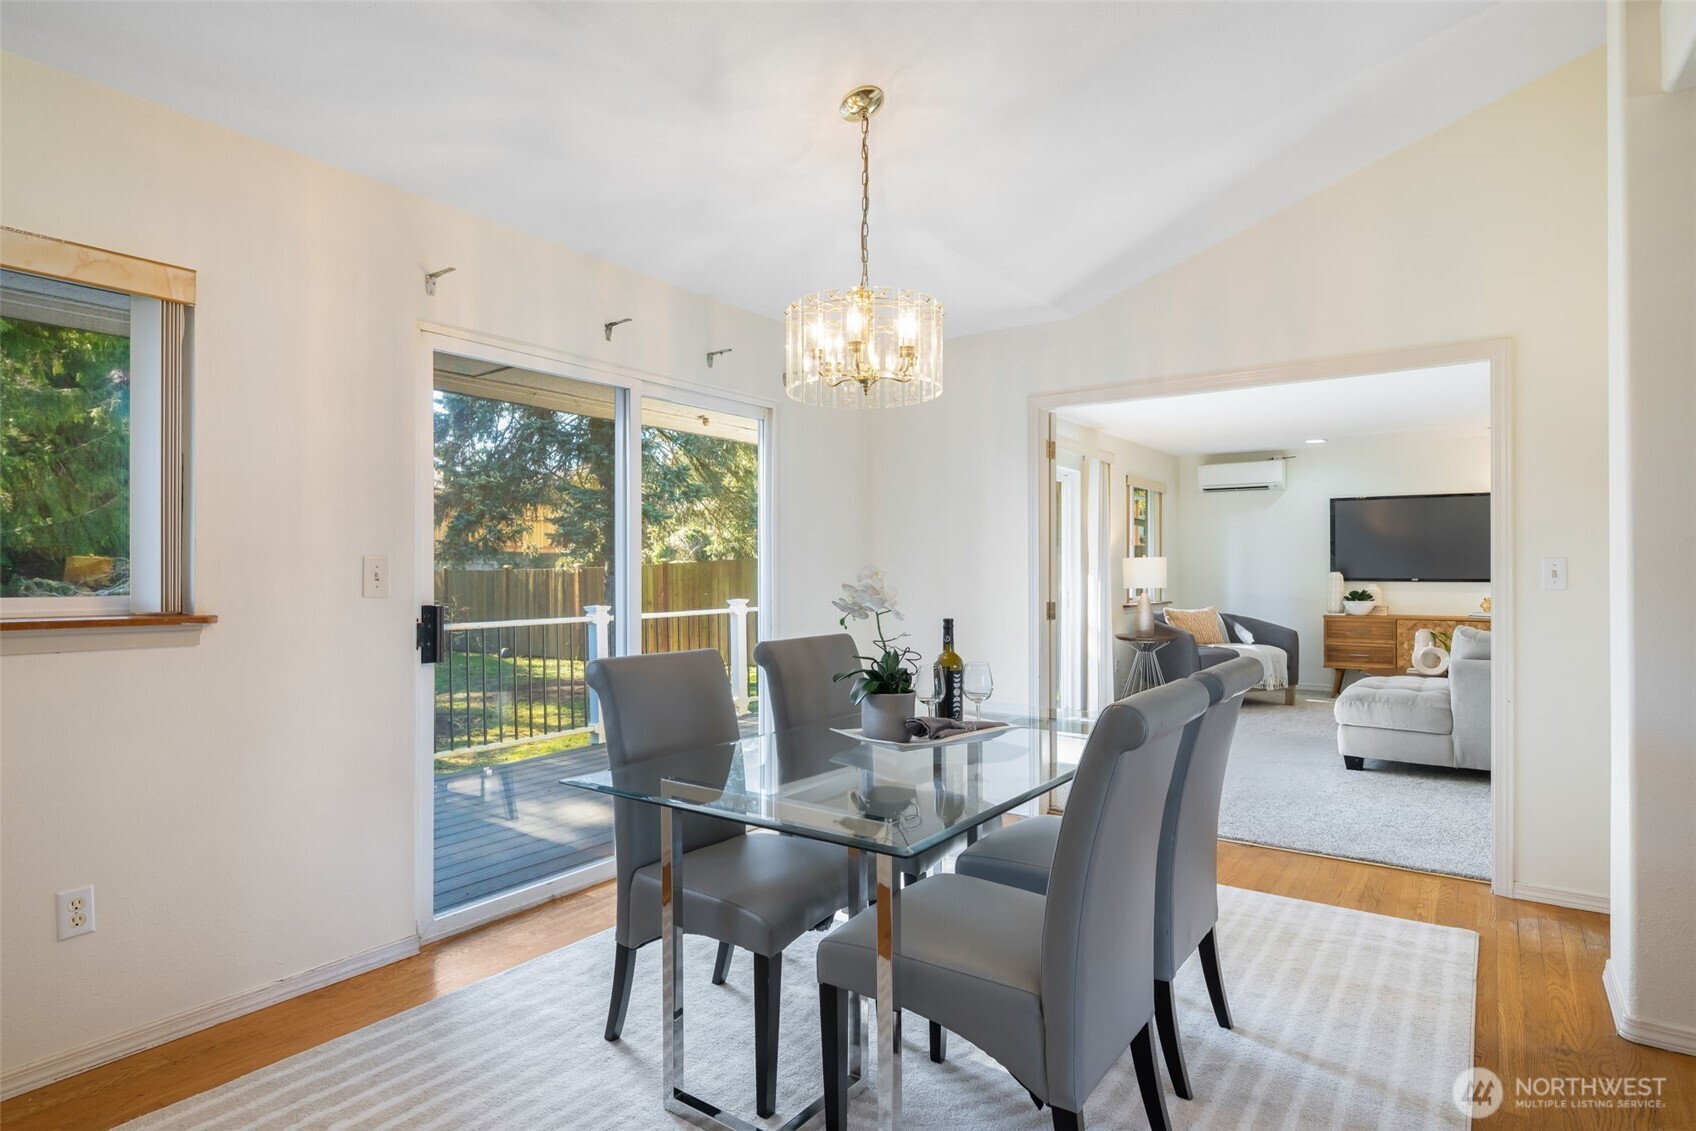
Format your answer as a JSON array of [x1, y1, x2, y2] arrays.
[[124, 887, 1477, 1129], [1219, 697, 1492, 880]]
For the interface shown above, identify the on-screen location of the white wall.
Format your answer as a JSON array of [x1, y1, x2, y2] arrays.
[[0, 55, 870, 1082], [1605, 0, 1696, 1052], [871, 52, 1610, 905], [1171, 432, 1491, 687]]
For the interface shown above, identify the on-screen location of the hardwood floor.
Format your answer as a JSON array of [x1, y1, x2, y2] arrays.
[[4, 844, 1691, 1130]]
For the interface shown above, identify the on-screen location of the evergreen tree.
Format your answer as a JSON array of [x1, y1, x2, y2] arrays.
[[432, 391, 757, 571], [0, 317, 131, 594]]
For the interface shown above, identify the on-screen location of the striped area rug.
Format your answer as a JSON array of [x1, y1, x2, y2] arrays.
[[123, 886, 1477, 1129]]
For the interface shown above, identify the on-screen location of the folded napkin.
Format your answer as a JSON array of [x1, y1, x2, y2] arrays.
[[903, 716, 1007, 740]]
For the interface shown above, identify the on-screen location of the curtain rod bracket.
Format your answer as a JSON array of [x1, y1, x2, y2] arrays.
[[604, 318, 633, 341], [706, 348, 734, 368], [424, 267, 456, 296]]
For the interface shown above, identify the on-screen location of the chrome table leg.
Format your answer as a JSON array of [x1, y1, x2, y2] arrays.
[[875, 852, 902, 1130], [847, 848, 867, 1079], [659, 804, 854, 1131]]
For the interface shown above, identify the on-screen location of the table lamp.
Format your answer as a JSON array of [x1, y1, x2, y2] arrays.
[[1124, 556, 1168, 635]]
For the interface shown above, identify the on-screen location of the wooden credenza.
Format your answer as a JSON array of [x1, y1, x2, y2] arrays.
[[1323, 610, 1492, 696]]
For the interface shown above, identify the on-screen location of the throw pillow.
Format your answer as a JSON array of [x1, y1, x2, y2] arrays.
[[1236, 624, 1255, 644], [1165, 606, 1228, 645]]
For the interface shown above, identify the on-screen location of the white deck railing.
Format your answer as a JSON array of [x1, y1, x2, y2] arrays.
[[439, 600, 758, 750]]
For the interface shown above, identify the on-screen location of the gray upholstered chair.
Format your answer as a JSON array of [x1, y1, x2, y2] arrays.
[[1154, 610, 1299, 704], [952, 656, 1262, 1101], [815, 679, 1211, 1131], [755, 632, 861, 730], [587, 649, 851, 1118], [754, 633, 962, 888], [753, 631, 960, 1059]]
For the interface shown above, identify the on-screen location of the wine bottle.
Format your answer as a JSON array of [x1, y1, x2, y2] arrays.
[[937, 618, 964, 721]]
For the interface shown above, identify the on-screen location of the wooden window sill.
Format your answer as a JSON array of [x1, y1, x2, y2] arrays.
[[0, 613, 216, 655]]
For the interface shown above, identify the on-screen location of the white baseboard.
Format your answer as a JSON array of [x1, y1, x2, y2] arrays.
[[1, 935, 420, 1101], [1511, 882, 1609, 914], [1603, 959, 1696, 1055]]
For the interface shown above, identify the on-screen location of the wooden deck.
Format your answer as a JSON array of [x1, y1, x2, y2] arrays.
[[433, 719, 761, 913]]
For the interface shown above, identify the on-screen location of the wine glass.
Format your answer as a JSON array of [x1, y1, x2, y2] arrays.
[[963, 662, 994, 723], [917, 662, 942, 717]]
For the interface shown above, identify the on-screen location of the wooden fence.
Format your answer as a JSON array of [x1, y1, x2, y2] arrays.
[[435, 560, 756, 659]]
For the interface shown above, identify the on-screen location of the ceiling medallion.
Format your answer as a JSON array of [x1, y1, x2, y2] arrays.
[[783, 85, 944, 408]]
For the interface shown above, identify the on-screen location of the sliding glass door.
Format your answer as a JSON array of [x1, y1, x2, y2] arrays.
[[429, 353, 624, 915], [639, 396, 763, 726], [421, 345, 771, 930]]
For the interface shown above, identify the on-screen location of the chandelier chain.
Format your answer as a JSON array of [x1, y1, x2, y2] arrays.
[[859, 112, 870, 290]]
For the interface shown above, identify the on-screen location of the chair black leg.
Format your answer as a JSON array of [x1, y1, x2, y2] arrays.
[[1153, 980, 1193, 1100], [819, 983, 849, 1131], [604, 943, 637, 1042], [712, 941, 733, 985], [1130, 1022, 1173, 1131], [1051, 1108, 1082, 1130], [1343, 755, 1365, 771], [929, 1019, 947, 1062], [754, 952, 783, 1117], [1199, 928, 1234, 1029]]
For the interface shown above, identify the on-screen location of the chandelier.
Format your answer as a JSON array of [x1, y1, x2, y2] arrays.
[[783, 86, 944, 408]]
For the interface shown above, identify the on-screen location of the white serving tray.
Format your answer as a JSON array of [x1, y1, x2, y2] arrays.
[[829, 721, 1019, 752]]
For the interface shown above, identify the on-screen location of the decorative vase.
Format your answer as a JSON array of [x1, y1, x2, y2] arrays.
[[860, 692, 915, 742], [1412, 644, 1450, 676], [1343, 599, 1378, 616], [1327, 572, 1346, 614]]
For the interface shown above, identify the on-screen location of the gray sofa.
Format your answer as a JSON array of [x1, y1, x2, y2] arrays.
[[1334, 624, 1491, 771], [1153, 610, 1300, 704]]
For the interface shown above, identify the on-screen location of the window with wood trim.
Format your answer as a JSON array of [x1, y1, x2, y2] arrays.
[[1127, 475, 1166, 599], [1, 230, 193, 618]]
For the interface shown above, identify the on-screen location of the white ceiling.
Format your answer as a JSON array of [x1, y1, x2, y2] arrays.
[[1055, 362, 1491, 455], [1, 2, 1601, 336]]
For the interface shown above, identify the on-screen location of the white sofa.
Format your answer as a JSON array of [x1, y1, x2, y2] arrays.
[[1333, 625, 1491, 772]]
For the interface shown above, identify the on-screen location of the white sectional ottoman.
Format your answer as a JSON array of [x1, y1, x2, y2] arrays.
[[1335, 676, 1454, 770]]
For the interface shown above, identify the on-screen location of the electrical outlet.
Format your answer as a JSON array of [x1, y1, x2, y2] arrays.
[[362, 555, 389, 598], [1541, 557, 1568, 591], [57, 886, 95, 940]]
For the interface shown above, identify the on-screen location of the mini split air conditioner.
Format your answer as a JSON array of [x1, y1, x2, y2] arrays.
[[1197, 458, 1287, 492]]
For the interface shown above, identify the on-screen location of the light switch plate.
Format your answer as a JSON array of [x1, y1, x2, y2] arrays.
[[362, 555, 389, 598], [1541, 557, 1568, 590]]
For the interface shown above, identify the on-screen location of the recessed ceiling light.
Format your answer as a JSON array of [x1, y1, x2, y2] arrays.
[[1305, 438, 1327, 444]]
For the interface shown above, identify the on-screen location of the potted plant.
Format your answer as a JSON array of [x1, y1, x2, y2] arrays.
[[831, 567, 921, 742], [1343, 588, 1378, 616]]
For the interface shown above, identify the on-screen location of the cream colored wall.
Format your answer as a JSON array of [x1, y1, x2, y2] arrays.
[[0, 55, 870, 1081], [871, 52, 1610, 904], [1605, 0, 1696, 1051], [1172, 432, 1492, 688]]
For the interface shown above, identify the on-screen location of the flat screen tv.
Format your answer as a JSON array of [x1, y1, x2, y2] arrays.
[[1330, 493, 1490, 582]]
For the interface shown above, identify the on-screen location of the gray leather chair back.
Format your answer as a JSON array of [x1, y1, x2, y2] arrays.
[[753, 633, 859, 730], [586, 649, 744, 947], [1154, 656, 1260, 980], [1039, 678, 1211, 1112]]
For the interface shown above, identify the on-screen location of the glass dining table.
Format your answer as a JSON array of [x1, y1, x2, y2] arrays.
[[562, 710, 1086, 1131]]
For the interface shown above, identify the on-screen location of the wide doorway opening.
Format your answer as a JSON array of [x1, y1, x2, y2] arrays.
[[1037, 352, 1508, 885]]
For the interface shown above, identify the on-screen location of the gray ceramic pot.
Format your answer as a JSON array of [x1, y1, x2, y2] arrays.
[[860, 692, 915, 743]]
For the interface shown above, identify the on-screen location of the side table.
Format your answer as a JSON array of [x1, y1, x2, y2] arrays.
[[1115, 624, 1178, 698]]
